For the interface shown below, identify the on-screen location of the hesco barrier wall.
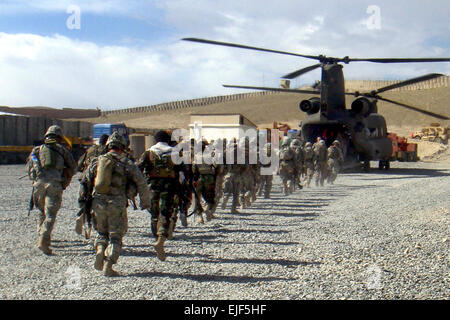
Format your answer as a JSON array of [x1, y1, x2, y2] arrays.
[[101, 91, 278, 116], [101, 76, 450, 117], [344, 76, 450, 92], [0, 115, 93, 146]]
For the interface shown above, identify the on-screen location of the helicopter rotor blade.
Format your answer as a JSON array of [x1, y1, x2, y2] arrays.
[[281, 63, 322, 79], [182, 38, 321, 60], [374, 73, 444, 94], [349, 57, 450, 63], [223, 84, 321, 95], [376, 96, 449, 120]]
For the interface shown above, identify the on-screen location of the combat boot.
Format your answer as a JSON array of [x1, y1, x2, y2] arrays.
[[196, 212, 204, 224], [75, 215, 84, 235], [180, 212, 188, 227], [94, 245, 105, 271], [153, 236, 167, 261], [231, 204, 240, 214], [103, 261, 119, 277], [205, 209, 213, 222], [221, 196, 229, 210], [37, 237, 52, 255], [167, 219, 175, 240]]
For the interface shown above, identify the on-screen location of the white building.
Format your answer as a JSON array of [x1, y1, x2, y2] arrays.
[[189, 114, 258, 142]]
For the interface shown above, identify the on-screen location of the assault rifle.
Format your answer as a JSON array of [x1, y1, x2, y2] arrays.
[[27, 187, 34, 217]]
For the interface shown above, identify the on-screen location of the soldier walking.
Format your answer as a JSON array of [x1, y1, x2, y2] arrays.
[[290, 138, 304, 190], [75, 134, 109, 237], [327, 140, 344, 184], [313, 137, 328, 187], [77, 134, 109, 173], [221, 140, 242, 214], [302, 142, 315, 187], [258, 142, 274, 199], [137, 130, 179, 261], [26, 125, 77, 255], [81, 132, 150, 276], [278, 137, 295, 195], [192, 140, 218, 223]]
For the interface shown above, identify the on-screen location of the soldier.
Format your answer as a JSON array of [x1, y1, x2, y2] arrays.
[[278, 137, 295, 195], [137, 130, 179, 261], [77, 134, 109, 173], [176, 140, 193, 228], [258, 142, 274, 199], [302, 142, 315, 187], [290, 138, 304, 190], [26, 125, 77, 255], [75, 134, 109, 237], [221, 140, 242, 214], [212, 139, 225, 213], [192, 140, 218, 223], [313, 137, 328, 187], [327, 140, 344, 184], [238, 138, 255, 209], [81, 132, 150, 276]]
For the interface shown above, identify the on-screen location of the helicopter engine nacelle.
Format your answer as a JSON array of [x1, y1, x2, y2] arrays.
[[351, 97, 376, 116], [299, 97, 321, 115]]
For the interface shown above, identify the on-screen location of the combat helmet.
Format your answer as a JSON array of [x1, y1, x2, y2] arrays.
[[290, 139, 301, 148], [45, 125, 63, 139], [305, 142, 312, 148], [106, 131, 126, 150], [280, 136, 291, 148], [332, 140, 340, 147]]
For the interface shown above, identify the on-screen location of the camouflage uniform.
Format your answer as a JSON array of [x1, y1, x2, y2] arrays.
[[26, 125, 77, 255], [138, 137, 179, 261], [327, 141, 344, 184], [83, 132, 150, 276], [193, 162, 217, 222], [75, 137, 109, 237], [290, 139, 304, 190], [222, 141, 246, 213], [221, 164, 243, 213], [258, 143, 273, 199], [278, 138, 295, 195], [313, 139, 328, 187], [302, 142, 314, 187], [77, 143, 107, 173], [239, 166, 255, 209], [177, 161, 193, 228]]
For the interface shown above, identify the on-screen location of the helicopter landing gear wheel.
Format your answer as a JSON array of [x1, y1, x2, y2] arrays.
[[379, 160, 390, 170], [363, 160, 370, 172]]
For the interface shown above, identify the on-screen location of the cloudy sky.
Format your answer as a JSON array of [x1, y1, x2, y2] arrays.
[[0, 0, 449, 109]]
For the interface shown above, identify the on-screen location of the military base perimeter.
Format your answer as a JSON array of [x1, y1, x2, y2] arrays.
[[0, 1, 449, 303]]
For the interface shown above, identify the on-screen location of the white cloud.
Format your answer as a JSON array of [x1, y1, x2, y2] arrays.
[[0, 0, 139, 15], [0, 0, 449, 108]]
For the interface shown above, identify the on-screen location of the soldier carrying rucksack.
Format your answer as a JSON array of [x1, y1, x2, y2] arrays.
[[137, 130, 180, 261], [81, 132, 151, 276], [26, 125, 77, 255]]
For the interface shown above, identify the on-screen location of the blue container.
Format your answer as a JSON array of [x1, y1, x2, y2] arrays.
[[93, 123, 129, 146]]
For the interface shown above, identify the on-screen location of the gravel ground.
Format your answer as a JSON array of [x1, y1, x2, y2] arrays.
[[0, 159, 448, 300]]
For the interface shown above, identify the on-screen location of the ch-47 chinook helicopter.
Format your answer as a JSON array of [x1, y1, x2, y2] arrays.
[[182, 37, 450, 171]]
